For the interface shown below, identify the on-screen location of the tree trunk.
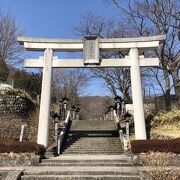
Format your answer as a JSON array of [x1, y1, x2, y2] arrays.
[[0, 59, 9, 82], [164, 89, 171, 111], [163, 70, 171, 111], [123, 89, 130, 102], [172, 67, 180, 107]]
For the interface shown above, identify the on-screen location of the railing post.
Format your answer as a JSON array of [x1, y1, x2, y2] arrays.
[[54, 123, 58, 144], [19, 124, 25, 142], [126, 121, 130, 143]]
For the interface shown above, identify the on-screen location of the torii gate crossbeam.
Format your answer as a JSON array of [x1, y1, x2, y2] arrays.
[[17, 35, 166, 148]]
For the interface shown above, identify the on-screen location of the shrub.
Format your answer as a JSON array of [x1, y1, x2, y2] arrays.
[[0, 88, 33, 101], [0, 138, 46, 156], [151, 109, 180, 128], [131, 139, 180, 153]]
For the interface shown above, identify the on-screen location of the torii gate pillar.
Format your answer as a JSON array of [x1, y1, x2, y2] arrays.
[[130, 48, 146, 139], [37, 48, 53, 147]]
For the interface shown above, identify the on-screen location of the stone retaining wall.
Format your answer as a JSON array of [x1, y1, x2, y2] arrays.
[[0, 95, 35, 118], [0, 118, 28, 140], [0, 153, 40, 166], [0, 94, 35, 140]]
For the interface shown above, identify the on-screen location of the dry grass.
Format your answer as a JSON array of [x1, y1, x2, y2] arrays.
[[150, 109, 180, 139], [151, 109, 180, 127], [152, 125, 180, 139], [142, 152, 179, 180], [26, 110, 55, 145]]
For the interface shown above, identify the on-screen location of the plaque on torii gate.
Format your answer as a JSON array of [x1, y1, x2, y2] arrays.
[[17, 35, 166, 147], [83, 35, 99, 64]]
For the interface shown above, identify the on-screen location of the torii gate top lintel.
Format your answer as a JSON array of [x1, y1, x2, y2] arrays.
[[17, 35, 166, 68], [17, 35, 166, 52]]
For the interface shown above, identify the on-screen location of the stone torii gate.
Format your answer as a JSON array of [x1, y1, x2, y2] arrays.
[[17, 35, 165, 148]]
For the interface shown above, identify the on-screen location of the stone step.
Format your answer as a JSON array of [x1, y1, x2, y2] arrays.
[[63, 142, 122, 146], [63, 144, 122, 147], [42, 157, 132, 163], [65, 137, 120, 139], [63, 144, 121, 147], [43, 154, 131, 159], [75, 136, 119, 141], [70, 120, 117, 131], [42, 160, 130, 163], [39, 162, 134, 166], [62, 149, 123, 151], [62, 152, 124, 155], [62, 149, 122, 152], [67, 134, 119, 137], [64, 143, 122, 145], [66, 134, 119, 136], [63, 142, 121, 146], [62, 148, 122, 151], [64, 146, 122, 148], [64, 141, 121, 143], [62, 148, 123, 152], [66, 138, 120, 141], [66, 138, 120, 139], [21, 174, 140, 180], [62, 152, 123, 155], [65, 139, 120, 142], [23, 166, 139, 176], [63, 144, 122, 148], [65, 143, 121, 145]]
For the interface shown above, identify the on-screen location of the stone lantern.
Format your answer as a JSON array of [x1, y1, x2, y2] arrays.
[[52, 113, 60, 144], [75, 107, 80, 120], [108, 105, 114, 120], [62, 97, 69, 119], [71, 106, 76, 120], [124, 112, 132, 143], [114, 96, 123, 118]]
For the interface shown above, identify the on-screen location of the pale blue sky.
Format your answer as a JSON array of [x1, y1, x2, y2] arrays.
[[1, 0, 116, 38], [1, 0, 119, 96]]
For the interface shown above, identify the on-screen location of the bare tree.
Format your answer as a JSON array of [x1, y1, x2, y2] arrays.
[[0, 13, 24, 82], [91, 68, 131, 100], [74, 13, 131, 100], [51, 69, 88, 107], [107, 0, 180, 109], [74, 13, 115, 38]]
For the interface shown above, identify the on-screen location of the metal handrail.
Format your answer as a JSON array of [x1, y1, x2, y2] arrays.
[[113, 110, 128, 151], [57, 110, 71, 155]]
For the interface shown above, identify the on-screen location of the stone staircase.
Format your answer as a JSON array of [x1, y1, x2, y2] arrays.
[[21, 155, 140, 180], [61, 120, 123, 154], [21, 120, 141, 179], [62, 137, 123, 154]]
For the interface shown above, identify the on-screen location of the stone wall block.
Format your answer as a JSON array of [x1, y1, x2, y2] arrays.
[[0, 95, 35, 118]]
